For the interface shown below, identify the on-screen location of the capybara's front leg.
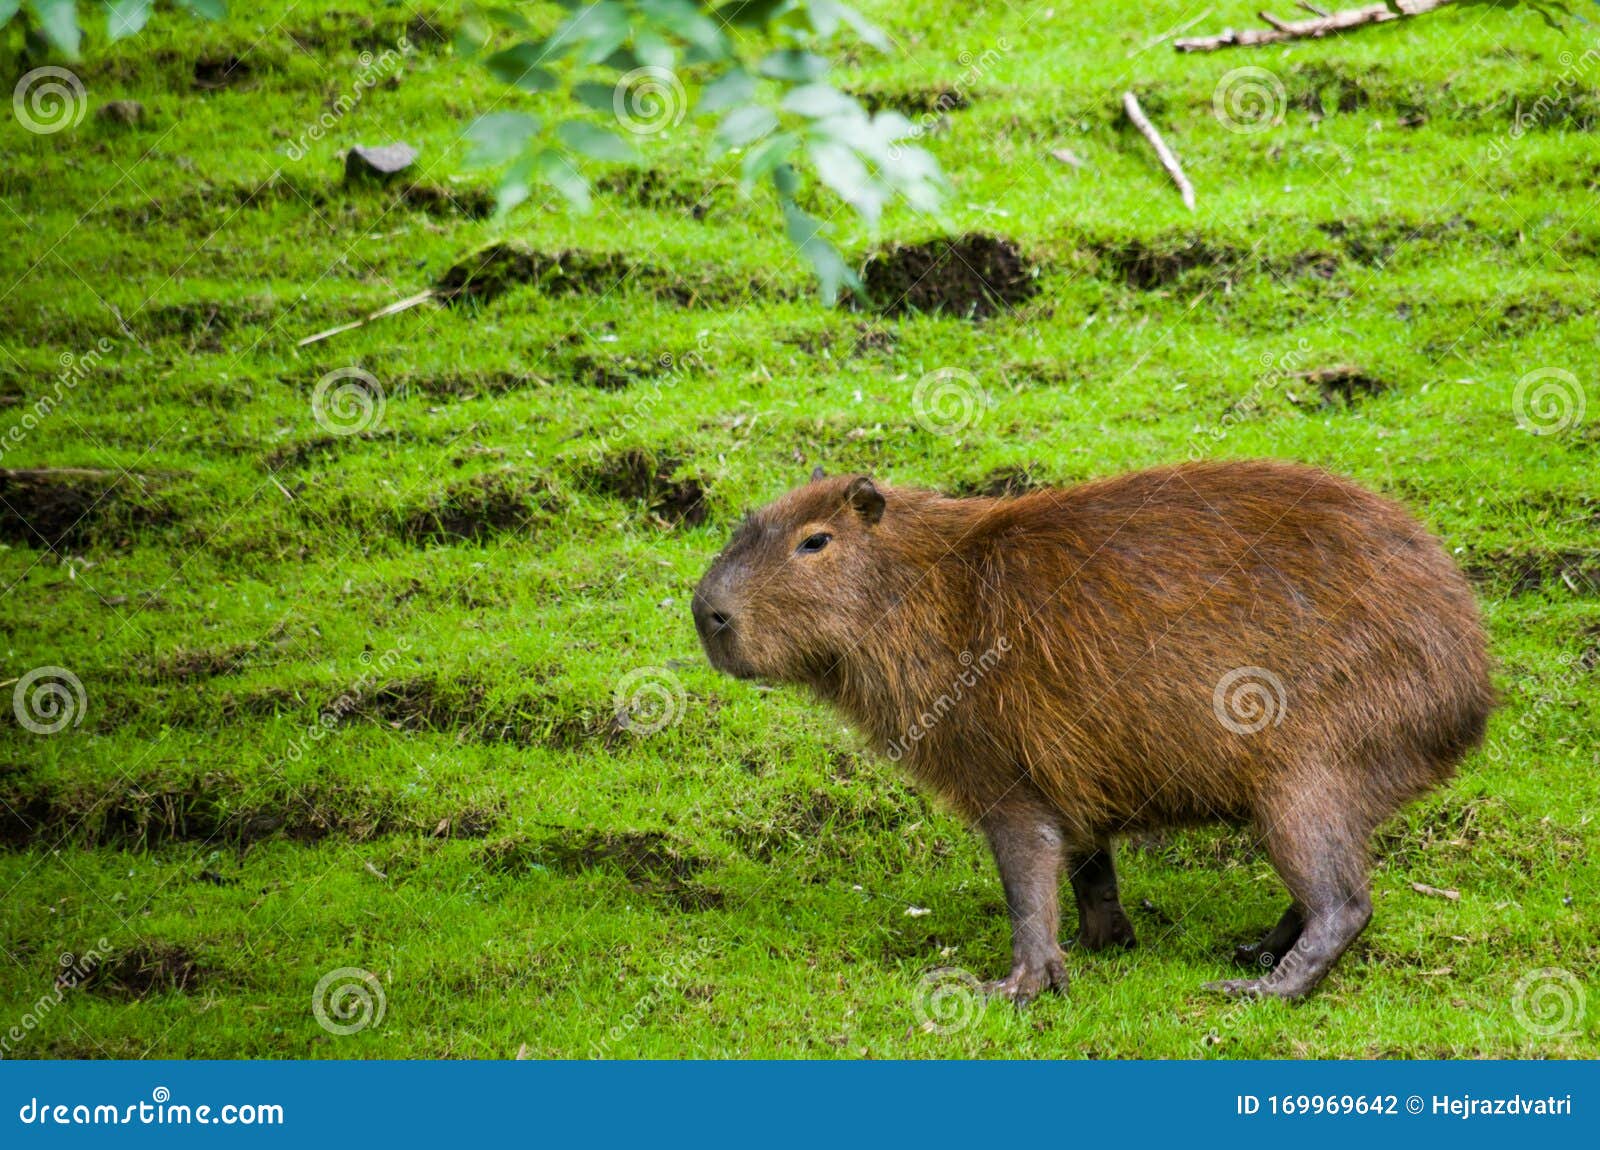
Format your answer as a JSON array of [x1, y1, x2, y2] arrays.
[[1067, 841, 1137, 951], [981, 805, 1068, 1005]]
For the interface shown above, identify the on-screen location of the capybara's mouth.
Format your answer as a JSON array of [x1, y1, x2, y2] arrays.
[[700, 638, 759, 681]]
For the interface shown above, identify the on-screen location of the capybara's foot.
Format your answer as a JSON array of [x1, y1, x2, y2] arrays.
[[1074, 911, 1137, 952], [1203, 977, 1307, 1002], [985, 952, 1068, 1007], [1232, 941, 1282, 970]]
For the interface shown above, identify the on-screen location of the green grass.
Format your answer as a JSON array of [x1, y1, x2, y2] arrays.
[[1, 0, 1597, 1059]]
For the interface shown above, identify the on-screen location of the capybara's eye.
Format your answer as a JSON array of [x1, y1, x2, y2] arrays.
[[797, 532, 832, 555]]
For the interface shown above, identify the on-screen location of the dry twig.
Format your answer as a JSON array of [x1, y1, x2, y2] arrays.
[[1175, 0, 1453, 51], [1122, 92, 1195, 210]]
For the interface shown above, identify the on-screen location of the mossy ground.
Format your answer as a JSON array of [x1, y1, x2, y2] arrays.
[[0, 1, 1596, 1058]]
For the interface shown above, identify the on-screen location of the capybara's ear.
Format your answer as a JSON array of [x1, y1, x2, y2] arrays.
[[845, 476, 885, 526], [810, 465, 826, 483]]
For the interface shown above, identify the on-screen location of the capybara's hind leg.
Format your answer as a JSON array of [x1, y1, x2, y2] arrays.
[[1208, 801, 1372, 1000], [1233, 904, 1303, 970], [981, 803, 1069, 1005], [1066, 842, 1137, 952]]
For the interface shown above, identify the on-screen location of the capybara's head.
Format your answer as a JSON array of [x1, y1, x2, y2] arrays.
[[692, 470, 891, 683]]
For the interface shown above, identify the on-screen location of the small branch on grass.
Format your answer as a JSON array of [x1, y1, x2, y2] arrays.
[[1122, 92, 1195, 211], [296, 290, 436, 348], [1175, 0, 1454, 51]]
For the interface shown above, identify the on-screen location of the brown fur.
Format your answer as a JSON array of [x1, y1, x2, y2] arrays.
[[693, 460, 1494, 1001]]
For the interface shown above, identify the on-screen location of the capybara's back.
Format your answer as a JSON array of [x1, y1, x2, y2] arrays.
[[693, 460, 1495, 1001]]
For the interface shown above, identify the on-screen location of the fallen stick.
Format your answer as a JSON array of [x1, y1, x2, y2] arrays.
[[1122, 92, 1195, 211], [1175, 0, 1453, 51], [296, 289, 437, 347]]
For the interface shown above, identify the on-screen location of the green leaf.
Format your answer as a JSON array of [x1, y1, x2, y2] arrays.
[[174, 0, 226, 19], [0, 0, 21, 22], [809, 0, 888, 50], [574, 81, 617, 113], [714, 0, 789, 28], [634, 29, 675, 69], [638, 0, 727, 53], [496, 154, 538, 217], [697, 69, 755, 115], [557, 119, 638, 163], [551, 1, 630, 64], [717, 104, 778, 148], [105, 0, 153, 39], [28, 0, 81, 57], [780, 82, 857, 120], [536, 148, 591, 212], [757, 50, 828, 82], [780, 197, 856, 306], [465, 111, 540, 167], [484, 5, 532, 31], [485, 43, 558, 91], [808, 137, 885, 226], [740, 132, 798, 185]]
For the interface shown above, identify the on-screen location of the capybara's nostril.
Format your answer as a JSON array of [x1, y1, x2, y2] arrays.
[[692, 592, 732, 640]]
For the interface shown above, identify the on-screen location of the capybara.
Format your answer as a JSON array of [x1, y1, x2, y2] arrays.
[[692, 460, 1494, 1001]]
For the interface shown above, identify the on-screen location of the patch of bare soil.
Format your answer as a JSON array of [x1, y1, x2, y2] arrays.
[[587, 449, 708, 526], [860, 234, 1037, 318], [400, 472, 558, 543], [1466, 550, 1600, 597], [88, 943, 205, 998]]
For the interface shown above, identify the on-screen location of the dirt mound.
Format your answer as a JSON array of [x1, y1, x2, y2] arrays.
[[0, 468, 167, 552], [480, 829, 721, 909], [401, 472, 558, 543], [1288, 365, 1389, 407], [434, 244, 637, 307], [88, 943, 205, 998], [948, 467, 1042, 498], [1467, 550, 1600, 597], [860, 234, 1037, 318], [587, 449, 708, 526]]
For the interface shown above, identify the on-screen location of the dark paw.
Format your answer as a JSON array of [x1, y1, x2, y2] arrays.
[[985, 952, 1068, 1007], [1073, 914, 1138, 953], [1233, 942, 1281, 970]]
